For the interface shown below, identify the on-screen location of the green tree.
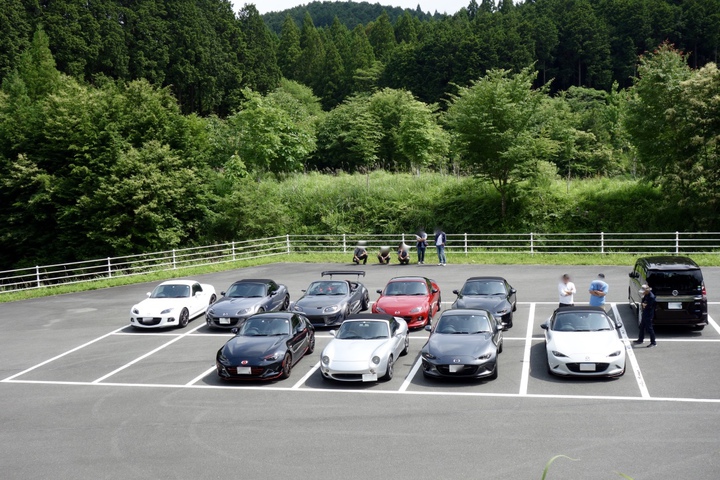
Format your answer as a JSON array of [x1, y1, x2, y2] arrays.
[[368, 11, 397, 61], [238, 4, 281, 94], [0, 0, 31, 81], [445, 67, 559, 217], [395, 11, 418, 43], [278, 15, 302, 80], [298, 12, 325, 88]]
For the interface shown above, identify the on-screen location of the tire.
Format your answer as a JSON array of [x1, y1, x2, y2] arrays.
[[437, 296, 442, 312], [498, 341, 503, 354], [505, 313, 513, 330], [401, 335, 410, 356], [488, 362, 498, 380], [178, 308, 189, 328], [209, 294, 217, 305], [307, 334, 315, 354], [281, 295, 290, 310], [280, 353, 292, 379], [361, 294, 369, 311], [512, 301, 517, 312], [257, 307, 265, 314], [381, 355, 394, 381], [344, 306, 351, 320]]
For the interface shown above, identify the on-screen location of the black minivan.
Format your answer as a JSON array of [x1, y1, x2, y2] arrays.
[[628, 256, 708, 330]]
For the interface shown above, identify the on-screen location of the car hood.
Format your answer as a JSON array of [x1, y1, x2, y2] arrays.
[[426, 333, 494, 358], [222, 336, 286, 361], [210, 297, 261, 315], [376, 296, 428, 313], [454, 296, 507, 312], [548, 330, 622, 356], [133, 298, 187, 315], [296, 295, 347, 310], [323, 339, 387, 362]]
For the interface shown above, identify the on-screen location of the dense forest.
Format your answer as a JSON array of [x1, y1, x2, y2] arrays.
[[1, 0, 720, 268]]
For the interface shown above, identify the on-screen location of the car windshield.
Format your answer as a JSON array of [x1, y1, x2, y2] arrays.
[[226, 283, 266, 298], [307, 281, 348, 296], [435, 314, 492, 334], [384, 281, 427, 296], [461, 281, 506, 296], [150, 284, 190, 298], [238, 317, 290, 336], [647, 270, 703, 294], [336, 321, 389, 339], [552, 312, 614, 332]]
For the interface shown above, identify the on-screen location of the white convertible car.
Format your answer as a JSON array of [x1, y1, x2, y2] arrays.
[[130, 280, 217, 329], [541, 306, 626, 377], [321, 314, 409, 382]]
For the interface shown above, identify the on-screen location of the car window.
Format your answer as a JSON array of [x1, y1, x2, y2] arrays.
[[647, 270, 703, 294], [337, 321, 389, 339], [151, 284, 190, 298], [239, 317, 291, 336], [308, 281, 348, 296], [226, 283, 265, 298], [435, 314, 492, 334], [268, 282, 277, 293], [192, 283, 203, 296], [461, 281, 505, 296], [291, 316, 302, 333], [385, 281, 427, 296], [552, 312, 614, 332]]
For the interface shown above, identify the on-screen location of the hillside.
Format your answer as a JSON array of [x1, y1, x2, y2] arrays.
[[262, 1, 440, 33]]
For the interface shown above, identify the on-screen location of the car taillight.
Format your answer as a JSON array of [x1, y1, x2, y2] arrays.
[[702, 283, 707, 299]]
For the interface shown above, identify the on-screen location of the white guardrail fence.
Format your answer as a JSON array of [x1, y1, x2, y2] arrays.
[[1, 232, 719, 294]]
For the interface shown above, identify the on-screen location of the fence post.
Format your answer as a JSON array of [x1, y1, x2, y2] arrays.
[[401, 233, 405, 245], [343, 234, 346, 253], [232, 241, 236, 261], [36, 266, 41, 288], [172, 249, 176, 269], [464, 233, 468, 254], [286, 234, 291, 254], [530, 232, 534, 255], [107, 257, 112, 278], [675, 231, 679, 254], [600, 232, 605, 255]]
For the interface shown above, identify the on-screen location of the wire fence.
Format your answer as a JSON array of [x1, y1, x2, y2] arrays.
[[1, 232, 718, 294]]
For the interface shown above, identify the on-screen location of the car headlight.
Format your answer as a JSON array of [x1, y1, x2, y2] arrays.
[[477, 353, 492, 360], [132, 308, 139, 315], [262, 352, 283, 361], [160, 308, 174, 314], [421, 352, 436, 360], [371, 356, 381, 365], [496, 308, 509, 315], [292, 304, 303, 312], [323, 305, 341, 314], [217, 353, 229, 365], [608, 350, 622, 357], [375, 306, 386, 313], [552, 350, 568, 358], [237, 307, 253, 316], [322, 356, 330, 365], [409, 306, 424, 314], [208, 308, 215, 315]]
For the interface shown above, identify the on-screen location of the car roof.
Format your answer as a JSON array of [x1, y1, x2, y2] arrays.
[[345, 314, 395, 323], [638, 256, 700, 270], [554, 306, 609, 315], [232, 279, 274, 284], [466, 276, 507, 282], [388, 276, 429, 282], [158, 280, 196, 286]]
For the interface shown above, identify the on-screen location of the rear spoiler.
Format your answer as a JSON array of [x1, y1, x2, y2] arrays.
[[322, 270, 366, 278]]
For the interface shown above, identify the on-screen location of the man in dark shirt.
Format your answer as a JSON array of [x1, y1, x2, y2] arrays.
[[397, 244, 410, 265], [634, 284, 657, 347], [352, 244, 368, 265]]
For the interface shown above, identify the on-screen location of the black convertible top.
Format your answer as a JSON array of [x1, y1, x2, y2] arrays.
[[466, 276, 507, 282], [233, 278, 275, 284], [345, 313, 395, 323], [554, 306, 608, 314]]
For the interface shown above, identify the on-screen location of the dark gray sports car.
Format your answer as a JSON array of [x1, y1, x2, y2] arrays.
[[206, 279, 290, 329], [290, 271, 370, 327], [451, 276, 517, 329], [421, 309, 503, 380]]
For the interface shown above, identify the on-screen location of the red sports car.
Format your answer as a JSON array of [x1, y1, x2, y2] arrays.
[[372, 276, 441, 328]]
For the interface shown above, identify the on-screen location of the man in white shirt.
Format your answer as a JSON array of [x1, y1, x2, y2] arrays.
[[558, 274, 576, 308]]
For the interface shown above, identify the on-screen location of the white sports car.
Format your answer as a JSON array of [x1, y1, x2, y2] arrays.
[[320, 314, 409, 382], [130, 280, 217, 329], [541, 306, 626, 377]]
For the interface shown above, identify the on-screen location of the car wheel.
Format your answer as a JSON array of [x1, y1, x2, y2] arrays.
[[512, 301, 517, 312], [281, 295, 290, 310], [488, 362, 498, 380], [257, 307, 265, 313], [178, 308, 189, 328], [506, 313, 513, 329], [280, 353, 292, 379], [437, 296, 442, 311], [361, 294, 369, 311], [381, 356, 394, 381], [307, 334, 315, 354], [498, 341, 503, 354], [401, 335, 409, 356], [209, 294, 217, 305], [344, 306, 351, 319]]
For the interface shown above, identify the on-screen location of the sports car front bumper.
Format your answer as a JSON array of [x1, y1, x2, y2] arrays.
[[305, 313, 346, 327], [422, 358, 497, 379], [130, 315, 178, 328], [216, 361, 284, 380], [321, 360, 384, 382], [547, 352, 626, 377]]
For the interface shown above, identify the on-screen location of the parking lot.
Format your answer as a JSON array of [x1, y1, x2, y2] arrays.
[[2, 262, 720, 479]]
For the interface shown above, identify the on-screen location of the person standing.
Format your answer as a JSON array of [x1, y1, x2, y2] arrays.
[[634, 284, 657, 348], [558, 274, 576, 308], [588, 273, 608, 307], [434, 228, 447, 266], [352, 243, 368, 265], [415, 230, 428, 264]]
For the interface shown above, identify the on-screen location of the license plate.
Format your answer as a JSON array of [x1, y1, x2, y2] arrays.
[[219, 317, 231, 324], [668, 302, 683, 310], [362, 373, 378, 382], [236, 367, 251, 374], [579, 363, 595, 372], [449, 365, 464, 373]]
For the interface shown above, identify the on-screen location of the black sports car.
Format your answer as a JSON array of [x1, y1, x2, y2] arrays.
[[216, 312, 315, 381], [291, 271, 370, 327], [451, 276, 517, 329], [206, 279, 290, 330], [421, 309, 503, 380]]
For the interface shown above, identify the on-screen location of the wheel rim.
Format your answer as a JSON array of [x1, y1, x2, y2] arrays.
[[283, 354, 291, 376], [282, 297, 289, 309], [180, 310, 188, 326], [405, 337, 409, 350], [209, 295, 216, 304], [387, 358, 393, 378]]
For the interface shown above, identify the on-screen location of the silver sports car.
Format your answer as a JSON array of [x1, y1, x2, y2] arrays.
[[206, 279, 290, 330], [291, 271, 370, 327]]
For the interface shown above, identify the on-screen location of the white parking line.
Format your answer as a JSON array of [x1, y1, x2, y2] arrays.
[[707, 315, 720, 336], [92, 323, 206, 384], [1, 326, 126, 382], [611, 303, 650, 398], [186, 366, 216, 386], [398, 356, 423, 392], [519, 303, 535, 395], [291, 361, 320, 389]]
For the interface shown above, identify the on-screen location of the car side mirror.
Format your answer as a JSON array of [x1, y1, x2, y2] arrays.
[[301, 289, 306, 293], [231, 327, 239, 334], [431, 288, 438, 294], [220, 291, 225, 296], [540, 323, 548, 330], [452, 289, 459, 295], [329, 330, 336, 337], [395, 331, 403, 337], [510, 288, 517, 294], [616, 322, 622, 329], [146, 292, 151, 297], [424, 325, 432, 332], [376, 289, 382, 294]]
